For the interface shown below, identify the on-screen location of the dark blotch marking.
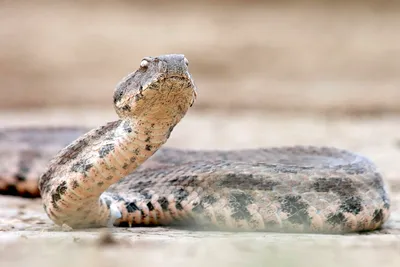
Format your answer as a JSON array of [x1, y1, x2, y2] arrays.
[[158, 197, 169, 211], [71, 180, 79, 189], [126, 202, 140, 213], [147, 202, 155, 211], [313, 177, 364, 215], [15, 174, 26, 182], [176, 202, 183, 210], [145, 136, 151, 142], [97, 181, 104, 187], [313, 177, 356, 195], [229, 191, 253, 221], [174, 188, 189, 202], [339, 196, 363, 215], [51, 181, 67, 206], [313, 176, 368, 202], [168, 175, 198, 186], [384, 202, 390, 210], [279, 195, 311, 226], [145, 144, 152, 151], [169, 177, 179, 184], [174, 188, 189, 211], [99, 144, 114, 158], [39, 169, 54, 195], [219, 173, 279, 190], [71, 159, 93, 174], [51, 192, 60, 205], [134, 92, 143, 101], [372, 209, 384, 224], [122, 121, 132, 133], [133, 180, 152, 192], [56, 181, 67, 195], [122, 105, 131, 112], [118, 221, 130, 227], [114, 89, 124, 104], [327, 212, 346, 226]]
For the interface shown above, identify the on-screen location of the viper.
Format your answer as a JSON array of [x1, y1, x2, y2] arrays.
[[0, 54, 390, 233]]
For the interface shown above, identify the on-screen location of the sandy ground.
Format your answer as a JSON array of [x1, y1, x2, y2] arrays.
[[0, 109, 400, 266]]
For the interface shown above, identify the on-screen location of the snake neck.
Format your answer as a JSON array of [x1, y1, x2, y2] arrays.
[[43, 116, 179, 228]]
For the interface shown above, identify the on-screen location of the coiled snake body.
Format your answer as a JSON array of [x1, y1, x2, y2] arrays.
[[0, 54, 391, 233]]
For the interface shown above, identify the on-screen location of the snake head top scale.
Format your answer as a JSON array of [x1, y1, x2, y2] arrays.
[[113, 54, 197, 120]]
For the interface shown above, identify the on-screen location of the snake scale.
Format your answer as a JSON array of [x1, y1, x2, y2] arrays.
[[0, 54, 391, 233]]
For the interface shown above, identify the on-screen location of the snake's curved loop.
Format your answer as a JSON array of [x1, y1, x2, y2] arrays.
[[0, 54, 391, 233]]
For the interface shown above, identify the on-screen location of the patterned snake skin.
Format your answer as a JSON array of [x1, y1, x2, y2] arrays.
[[0, 54, 391, 234]]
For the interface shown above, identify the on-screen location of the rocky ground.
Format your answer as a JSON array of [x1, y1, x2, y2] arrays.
[[0, 110, 399, 266]]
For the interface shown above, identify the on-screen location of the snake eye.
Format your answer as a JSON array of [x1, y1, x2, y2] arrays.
[[184, 58, 189, 67], [140, 59, 149, 68]]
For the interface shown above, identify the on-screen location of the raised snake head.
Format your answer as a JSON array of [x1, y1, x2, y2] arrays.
[[113, 54, 197, 120]]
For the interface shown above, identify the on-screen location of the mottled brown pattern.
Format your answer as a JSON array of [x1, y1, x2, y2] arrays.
[[0, 54, 391, 233]]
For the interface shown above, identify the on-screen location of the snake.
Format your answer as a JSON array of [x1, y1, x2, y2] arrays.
[[0, 54, 391, 234]]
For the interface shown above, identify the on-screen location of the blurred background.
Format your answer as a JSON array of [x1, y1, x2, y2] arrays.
[[1, 0, 399, 114]]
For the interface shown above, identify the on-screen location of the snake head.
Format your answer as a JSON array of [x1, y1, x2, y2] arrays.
[[113, 54, 197, 119]]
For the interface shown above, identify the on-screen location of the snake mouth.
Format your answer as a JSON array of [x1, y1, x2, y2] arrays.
[[141, 73, 196, 93]]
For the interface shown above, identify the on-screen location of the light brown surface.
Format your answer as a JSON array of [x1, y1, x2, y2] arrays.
[[0, 110, 400, 266], [1, 2, 400, 114]]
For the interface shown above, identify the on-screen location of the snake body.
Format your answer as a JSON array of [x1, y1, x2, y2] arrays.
[[0, 54, 391, 233]]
